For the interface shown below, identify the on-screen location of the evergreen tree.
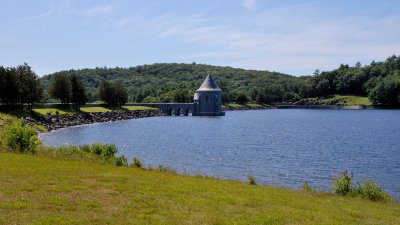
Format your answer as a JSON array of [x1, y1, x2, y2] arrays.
[[113, 82, 128, 107], [70, 75, 87, 110], [0, 63, 42, 111], [16, 63, 43, 111]]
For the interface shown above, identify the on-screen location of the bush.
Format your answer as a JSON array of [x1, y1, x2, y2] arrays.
[[331, 170, 392, 201], [101, 144, 118, 160], [4, 120, 40, 154], [115, 155, 128, 167], [248, 175, 256, 185], [79, 144, 91, 153], [156, 165, 177, 174], [130, 157, 142, 168], [302, 181, 316, 192], [91, 143, 103, 155], [356, 179, 392, 201], [332, 170, 354, 195]]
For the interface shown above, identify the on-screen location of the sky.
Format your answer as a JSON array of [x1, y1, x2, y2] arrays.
[[1, 0, 400, 76]]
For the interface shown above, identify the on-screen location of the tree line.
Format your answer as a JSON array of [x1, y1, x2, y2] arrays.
[[48, 73, 128, 109], [301, 55, 400, 107], [0, 64, 129, 111], [40, 57, 400, 107], [0, 63, 43, 111], [2, 55, 399, 110]]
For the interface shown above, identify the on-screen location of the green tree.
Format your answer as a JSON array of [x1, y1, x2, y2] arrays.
[[368, 73, 400, 107], [113, 82, 128, 107], [236, 92, 249, 104], [16, 63, 43, 111], [173, 89, 189, 102], [98, 80, 112, 106], [97, 80, 128, 107], [0, 63, 42, 111], [49, 73, 72, 105], [70, 75, 87, 110]]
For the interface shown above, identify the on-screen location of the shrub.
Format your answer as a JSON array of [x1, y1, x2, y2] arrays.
[[356, 179, 392, 201], [302, 181, 316, 192], [55, 110, 60, 115], [79, 144, 91, 153], [130, 157, 142, 168], [156, 165, 177, 174], [4, 120, 40, 154], [101, 144, 118, 160], [115, 155, 128, 167], [332, 170, 354, 195], [91, 143, 103, 155], [248, 175, 256, 185]]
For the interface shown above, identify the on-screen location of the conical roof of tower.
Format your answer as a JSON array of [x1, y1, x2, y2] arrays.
[[197, 74, 221, 91]]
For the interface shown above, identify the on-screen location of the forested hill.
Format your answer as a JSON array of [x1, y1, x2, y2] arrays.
[[40, 63, 303, 103], [40, 55, 400, 107]]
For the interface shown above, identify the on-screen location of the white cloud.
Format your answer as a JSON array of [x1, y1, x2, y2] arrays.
[[136, 4, 400, 75], [243, 0, 256, 9], [63, 1, 400, 75], [83, 4, 114, 17], [3, 1, 55, 25]]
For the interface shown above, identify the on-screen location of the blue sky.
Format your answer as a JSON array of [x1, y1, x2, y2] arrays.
[[1, 0, 399, 76]]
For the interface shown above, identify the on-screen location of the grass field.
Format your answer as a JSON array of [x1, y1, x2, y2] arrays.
[[0, 153, 399, 225], [33, 108, 71, 115], [225, 103, 243, 107], [225, 103, 268, 108], [122, 106, 158, 111], [80, 107, 111, 113], [320, 95, 372, 106], [301, 95, 372, 106], [245, 103, 263, 107]]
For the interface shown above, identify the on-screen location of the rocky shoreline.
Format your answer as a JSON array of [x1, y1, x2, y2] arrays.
[[24, 106, 278, 132], [25, 110, 165, 131]]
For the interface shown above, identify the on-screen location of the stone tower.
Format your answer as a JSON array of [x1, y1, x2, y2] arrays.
[[193, 75, 225, 116]]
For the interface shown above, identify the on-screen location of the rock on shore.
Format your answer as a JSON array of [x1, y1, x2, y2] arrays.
[[26, 110, 165, 131]]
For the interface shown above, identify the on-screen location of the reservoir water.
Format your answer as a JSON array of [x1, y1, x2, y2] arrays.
[[40, 109, 400, 199]]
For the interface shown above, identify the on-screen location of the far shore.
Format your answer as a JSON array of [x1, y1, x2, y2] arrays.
[[25, 103, 376, 133]]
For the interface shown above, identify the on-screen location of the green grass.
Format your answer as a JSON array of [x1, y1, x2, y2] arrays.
[[225, 103, 243, 107], [80, 107, 111, 113], [225, 103, 268, 108], [33, 108, 71, 115], [122, 106, 158, 111], [245, 103, 263, 107], [0, 152, 399, 225], [301, 95, 372, 106], [321, 95, 372, 106]]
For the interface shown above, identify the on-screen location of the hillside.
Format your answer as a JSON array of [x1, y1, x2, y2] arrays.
[[1, 152, 399, 224], [40, 63, 303, 103], [40, 55, 400, 107]]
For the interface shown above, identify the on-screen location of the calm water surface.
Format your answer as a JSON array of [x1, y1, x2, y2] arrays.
[[40, 109, 400, 199]]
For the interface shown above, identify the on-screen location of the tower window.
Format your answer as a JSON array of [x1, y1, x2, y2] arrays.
[[205, 95, 210, 103]]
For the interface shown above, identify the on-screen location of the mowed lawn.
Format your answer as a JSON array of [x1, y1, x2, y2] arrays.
[[0, 153, 399, 225], [122, 106, 158, 111], [33, 106, 157, 115], [33, 108, 71, 115], [79, 107, 111, 113]]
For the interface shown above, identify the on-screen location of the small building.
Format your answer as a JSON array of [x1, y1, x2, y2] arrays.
[[193, 75, 225, 116]]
